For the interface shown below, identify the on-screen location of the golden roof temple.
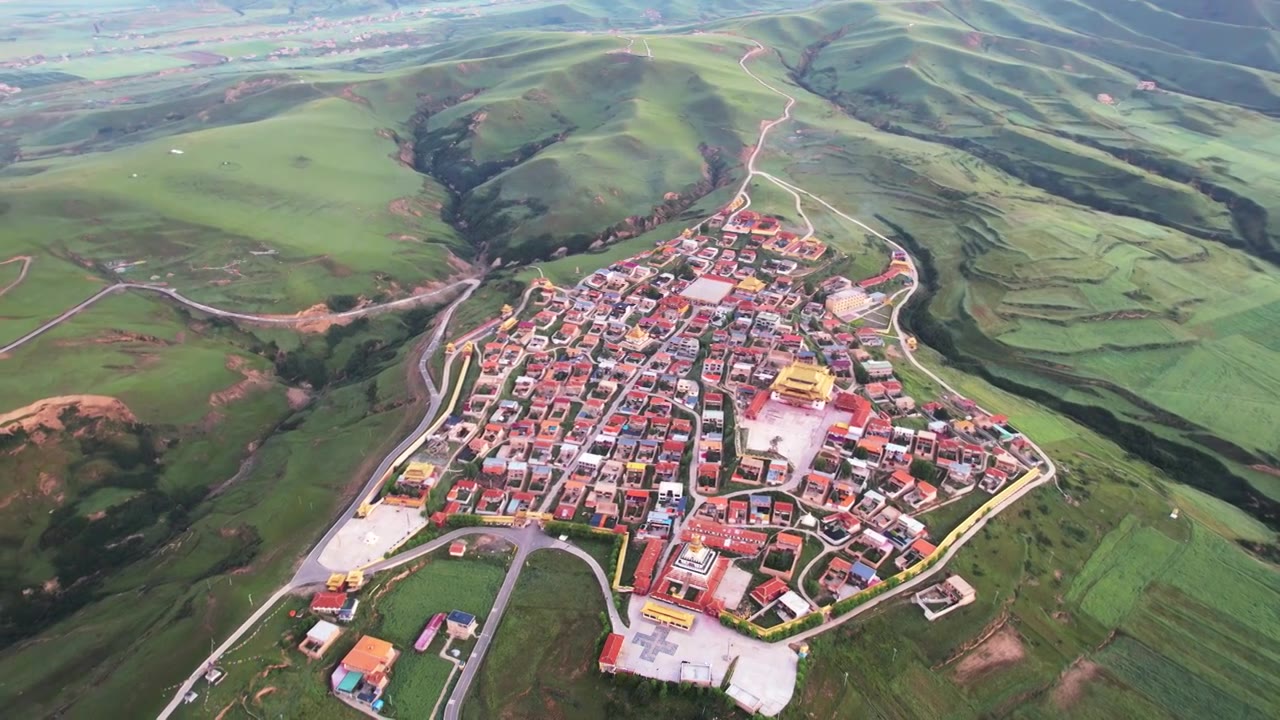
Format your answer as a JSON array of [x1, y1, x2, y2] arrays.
[[770, 361, 835, 409]]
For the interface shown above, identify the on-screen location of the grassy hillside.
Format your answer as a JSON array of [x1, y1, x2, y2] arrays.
[[715, 1, 1280, 513], [383, 32, 780, 263], [783, 351, 1280, 720]]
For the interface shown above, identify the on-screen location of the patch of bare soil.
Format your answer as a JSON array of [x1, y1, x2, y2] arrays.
[[0, 255, 32, 298], [253, 686, 278, 703], [209, 355, 273, 407], [0, 395, 136, 441], [338, 85, 371, 107], [953, 625, 1027, 685], [389, 197, 425, 218], [286, 387, 311, 410], [1051, 659, 1100, 710], [319, 257, 353, 278], [223, 77, 281, 103], [55, 329, 169, 348]]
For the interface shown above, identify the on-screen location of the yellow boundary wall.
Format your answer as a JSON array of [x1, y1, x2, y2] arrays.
[[729, 467, 1042, 639], [611, 531, 631, 592], [363, 349, 474, 506]]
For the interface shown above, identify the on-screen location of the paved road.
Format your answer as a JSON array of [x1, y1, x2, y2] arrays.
[[364, 524, 625, 720], [1, 276, 478, 356], [292, 279, 481, 585]]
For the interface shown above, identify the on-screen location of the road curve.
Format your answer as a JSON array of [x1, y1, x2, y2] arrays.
[[1, 277, 478, 357], [293, 279, 480, 585]]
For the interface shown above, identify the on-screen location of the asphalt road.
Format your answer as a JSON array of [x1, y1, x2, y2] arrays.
[[292, 279, 481, 585]]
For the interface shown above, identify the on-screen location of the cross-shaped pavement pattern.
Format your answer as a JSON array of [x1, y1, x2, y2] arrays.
[[633, 626, 680, 662]]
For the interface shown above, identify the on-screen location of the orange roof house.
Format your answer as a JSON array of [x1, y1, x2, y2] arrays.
[[341, 635, 398, 675]]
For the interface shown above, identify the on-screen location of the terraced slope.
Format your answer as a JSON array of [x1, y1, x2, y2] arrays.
[[724, 0, 1280, 513]]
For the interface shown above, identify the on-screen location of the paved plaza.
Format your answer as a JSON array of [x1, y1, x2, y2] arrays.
[[620, 597, 798, 716], [316, 504, 427, 572]]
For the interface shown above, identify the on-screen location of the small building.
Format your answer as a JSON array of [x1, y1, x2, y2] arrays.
[[446, 610, 478, 639], [776, 590, 811, 620], [599, 632, 626, 673], [913, 575, 977, 621], [298, 619, 342, 660], [449, 541, 467, 558], [749, 577, 789, 607]]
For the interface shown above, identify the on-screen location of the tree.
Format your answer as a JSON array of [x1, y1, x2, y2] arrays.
[[853, 361, 870, 385], [910, 458, 937, 480]]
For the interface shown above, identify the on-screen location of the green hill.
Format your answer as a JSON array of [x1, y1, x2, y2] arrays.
[[717, 0, 1280, 514]]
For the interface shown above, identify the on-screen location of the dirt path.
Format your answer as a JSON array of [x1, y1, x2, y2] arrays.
[[0, 255, 32, 298]]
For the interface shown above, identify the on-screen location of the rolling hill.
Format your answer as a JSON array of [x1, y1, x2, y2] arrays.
[[710, 0, 1280, 515]]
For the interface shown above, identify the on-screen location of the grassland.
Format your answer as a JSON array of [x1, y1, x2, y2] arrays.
[[780, 335, 1280, 720], [713, 1, 1280, 510], [173, 545, 512, 720], [0, 272, 458, 718]]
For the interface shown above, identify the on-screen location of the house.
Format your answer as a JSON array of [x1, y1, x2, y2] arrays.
[[980, 467, 1009, 493], [749, 577, 789, 607], [849, 561, 879, 589], [446, 610, 478, 639], [298, 620, 342, 659], [896, 538, 937, 570], [332, 635, 399, 705], [819, 512, 860, 545], [903, 481, 938, 509], [821, 556, 853, 594], [913, 575, 977, 621], [599, 633, 626, 673], [759, 532, 804, 582], [776, 590, 811, 620]]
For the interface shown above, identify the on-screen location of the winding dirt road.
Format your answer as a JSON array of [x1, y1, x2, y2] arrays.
[[0, 275, 478, 357], [0, 255, 32, 299]]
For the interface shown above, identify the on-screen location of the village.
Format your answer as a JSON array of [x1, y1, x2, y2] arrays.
[[206, 202, 1045, 716]]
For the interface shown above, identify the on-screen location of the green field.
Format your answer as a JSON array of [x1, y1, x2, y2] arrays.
[[174, 546, 512, 720]]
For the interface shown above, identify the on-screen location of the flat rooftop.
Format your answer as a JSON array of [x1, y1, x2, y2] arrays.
[[680, 275, 736, 304]]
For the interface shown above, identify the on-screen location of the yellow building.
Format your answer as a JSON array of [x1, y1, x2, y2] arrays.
[[824, 288, 872, 320], [736, 276, 767, 294], [622, 325, 652, 351], [770, 361, 836, 410], [641, 601, 695, 631]]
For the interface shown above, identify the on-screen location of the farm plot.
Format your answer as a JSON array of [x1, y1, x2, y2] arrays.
[[1065, 517, 1182, 627], [1096, 636, 1272, 720]]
